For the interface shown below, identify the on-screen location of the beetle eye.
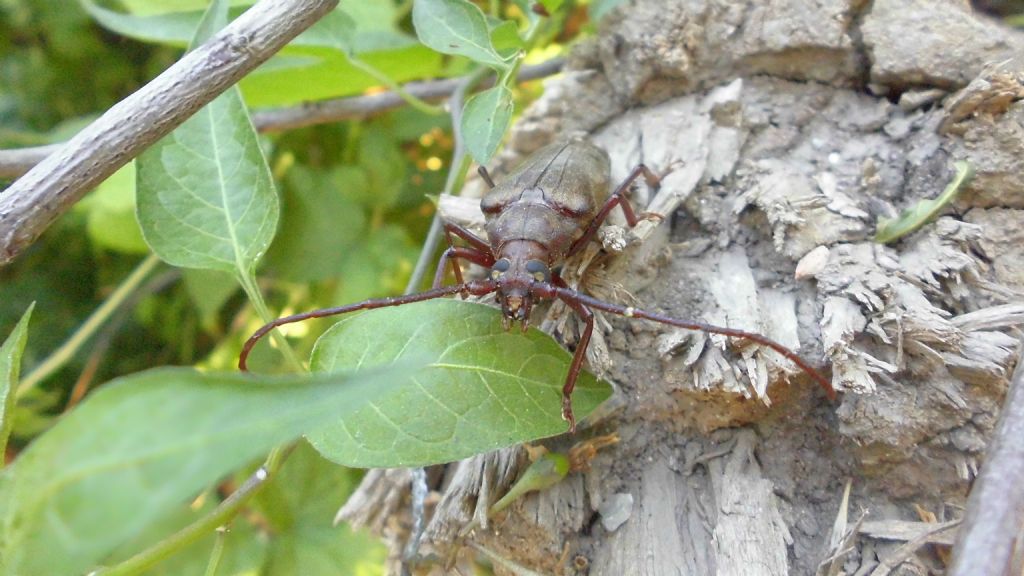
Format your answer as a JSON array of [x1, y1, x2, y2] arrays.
[[491, 258, 511, 279], [524, 260, 550, 283]]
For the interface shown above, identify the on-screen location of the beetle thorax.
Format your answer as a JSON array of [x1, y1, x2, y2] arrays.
[[489, 240, 555, 332]]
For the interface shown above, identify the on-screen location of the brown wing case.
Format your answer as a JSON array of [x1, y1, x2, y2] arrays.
[[480, 139, 610, 218]]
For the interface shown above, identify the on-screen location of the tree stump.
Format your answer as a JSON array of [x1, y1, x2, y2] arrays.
[[341, 1, 1024, 574]]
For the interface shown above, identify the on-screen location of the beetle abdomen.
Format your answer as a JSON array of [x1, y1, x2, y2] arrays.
[[485, 203, 579, 257], [480, 140, 610, 218]]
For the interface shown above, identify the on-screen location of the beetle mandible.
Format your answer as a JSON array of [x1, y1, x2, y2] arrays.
[[239, 139, 836, 432]]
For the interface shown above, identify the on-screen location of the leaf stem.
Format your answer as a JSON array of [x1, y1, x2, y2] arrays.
[[202, 527, 227, 576], [93, 446, 294, 576], [17, 253, 162, 398], [346, 56, 445, 116], [238, 273, 304, 372], [501, 16, 545, 86]]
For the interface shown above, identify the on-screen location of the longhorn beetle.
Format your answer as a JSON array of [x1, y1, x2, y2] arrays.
[[239, 139, 836, 432]]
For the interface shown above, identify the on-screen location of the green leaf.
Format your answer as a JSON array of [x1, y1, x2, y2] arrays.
[[264, 166, 367, 282], [875, 161, 974, 244], [77, 163, 149, 255], [333, 224, 419, 305], [79, 3, 390, 53], [135, 0, 277, 276], [340, 3, 399, 34], [0, 303, 33, 462], [239, 44, 444, 107], [331, 165, 372, 207], [115, 0, 253, 18], [321, 9, 356, 54], [461, 85, 514, 165], [539, 0, 565, 13], [79, 0, 203, 46], [264, 523, 386, 576], [489, 20, 525, 57], [257, 442, 386, 575], [359, 130, 407, 208], [191, 0, 228, 46], [306, 299, 612, 468], [490, 451, 569, 514], [412, 0, 509, 69], [104, 500, 266, 576], [0, 364, 416, 575], [135, 84, 279, 275], [79, 2, 445, 107], [182, 269, 239, 331]]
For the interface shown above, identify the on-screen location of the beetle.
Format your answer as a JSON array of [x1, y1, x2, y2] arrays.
[[239, 139, 835, 432]]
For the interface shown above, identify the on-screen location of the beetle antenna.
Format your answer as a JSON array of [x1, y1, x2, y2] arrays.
[[239, 280, 497, 371], [478, 166, 495, 188], [551, 286, 836, 399]]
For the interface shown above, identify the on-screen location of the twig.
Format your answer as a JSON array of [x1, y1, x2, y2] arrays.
[[0, 144, 60, 179], [93, 470, 268, 576], [62, 269, 181, 412], [0, 58, 565, 180], [0, 0, 340, 266], [92, 445, 295, 576], [949, 344, 1024, 576], [345, 55, 445, 116], [63, 329, 114, 413], [17, 253, 163, 398]]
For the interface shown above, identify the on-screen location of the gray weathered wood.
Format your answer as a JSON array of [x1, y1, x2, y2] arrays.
[[949, 352, 1024, 575], [338, 2, 1024, 574]]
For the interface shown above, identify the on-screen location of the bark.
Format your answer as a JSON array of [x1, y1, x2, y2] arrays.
[[949, 354, 1024, 576], [342, 1, 1024, 574]]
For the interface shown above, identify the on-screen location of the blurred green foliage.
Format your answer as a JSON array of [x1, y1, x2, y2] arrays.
[[0, 0, 608, 573], [0, 363, 414, 574]]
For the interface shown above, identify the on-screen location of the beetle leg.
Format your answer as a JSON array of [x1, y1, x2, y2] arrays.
[[432, 246, 495, 293], [566, 163, 662, 258], [613, 164, 661, 227], [444, 222, 491, 254], [432, 223, 494, 294], [550, 285, 837, 400], [556, 290, 595, 434]]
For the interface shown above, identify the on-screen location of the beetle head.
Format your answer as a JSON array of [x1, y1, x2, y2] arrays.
[[490, 241, 553, 332]]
